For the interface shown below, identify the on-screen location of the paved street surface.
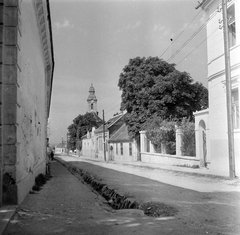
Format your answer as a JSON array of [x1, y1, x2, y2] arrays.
[[2, 154, 240, 235], [59, 155, 240, 193]]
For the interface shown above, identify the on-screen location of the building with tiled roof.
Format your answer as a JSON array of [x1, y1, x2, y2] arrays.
[[81, 112, 137, 161], [108, 123, 136, 162]]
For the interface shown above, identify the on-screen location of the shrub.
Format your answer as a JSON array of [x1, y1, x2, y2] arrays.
[[145, 118, 176, 155]]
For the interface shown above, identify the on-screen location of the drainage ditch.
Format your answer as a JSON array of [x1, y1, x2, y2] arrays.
[[60, 160, 178, 217]]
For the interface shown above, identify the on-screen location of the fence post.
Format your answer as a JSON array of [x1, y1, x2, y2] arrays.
[[139, 131, 147, 153], [175, 126, 182, 156]]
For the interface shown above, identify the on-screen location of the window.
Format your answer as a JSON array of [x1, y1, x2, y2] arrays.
[[91, 103, 93, 110], [129, 143, 132, 156], [232, 89, 239, 129], [120, 143, 123, 155], [116, 143, 118, 155], [227, 4, 236, 48]]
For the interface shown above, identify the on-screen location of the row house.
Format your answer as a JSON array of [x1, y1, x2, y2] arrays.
[[82, 113, 137, 162]]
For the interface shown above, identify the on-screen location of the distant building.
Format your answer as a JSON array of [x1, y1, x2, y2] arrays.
[[194, 0, 239, 177], [81, 127, 96, 158], [82, 113, 137, 162], [55, 142, 67, 154], [95, 113, 125, 160], [108, 122, 137, 162], [0, 0, 54, 205], [87, 83, 98, 113]]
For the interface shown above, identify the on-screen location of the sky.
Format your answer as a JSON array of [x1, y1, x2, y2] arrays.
[[48, 0, 208, 145]]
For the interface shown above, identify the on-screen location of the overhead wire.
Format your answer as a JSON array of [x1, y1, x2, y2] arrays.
[[159, 9, 203, 59], [104, 96, 121, 111], [103, 9, 221, 117], [167, 10, 219, 63], [104, 103, 121, 115], [176, 27, 219, 66], [97, 93, 121, 115]]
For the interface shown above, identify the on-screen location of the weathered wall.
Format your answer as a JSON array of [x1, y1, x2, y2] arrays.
[[0, 0, 20, 206], [1, 0, 54, 205], [15, 0, 48, 204]]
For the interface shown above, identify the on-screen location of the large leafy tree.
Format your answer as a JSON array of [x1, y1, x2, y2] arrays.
[[67, 112, 102, 150], [118, 56, 208, 141]]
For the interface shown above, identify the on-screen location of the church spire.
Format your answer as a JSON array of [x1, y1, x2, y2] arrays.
[[87, 84, 97, 113]]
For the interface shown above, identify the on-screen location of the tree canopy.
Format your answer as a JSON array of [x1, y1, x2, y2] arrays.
[[67, 112, 102, 150], [118, 56, 208, 139]]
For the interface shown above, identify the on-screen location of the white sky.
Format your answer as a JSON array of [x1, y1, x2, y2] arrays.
[[48, 0, 208, 145]]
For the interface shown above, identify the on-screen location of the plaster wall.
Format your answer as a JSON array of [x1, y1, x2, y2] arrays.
[[1, 0, 53, 205], [82, 138, 95, 159], [109, 142, 135, 162], [208, 74, 238, 175], [206, 0, 224, 66], [208, 76, 227, 139], [205, 0, 240, 176], [141, 152, 199, 167], [206, 1, 240, 78], [207, 67, 231, 175], [15, 0, 48, 204], [234, 131, 240, 176]]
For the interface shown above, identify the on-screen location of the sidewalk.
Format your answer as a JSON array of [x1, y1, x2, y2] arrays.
[[1, 160, 124, 235]]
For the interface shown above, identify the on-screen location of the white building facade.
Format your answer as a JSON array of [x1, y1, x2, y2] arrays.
[[195, 0, 240, 176]]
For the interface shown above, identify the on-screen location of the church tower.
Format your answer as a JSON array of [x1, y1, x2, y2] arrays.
[[87, 83, 97, 113]]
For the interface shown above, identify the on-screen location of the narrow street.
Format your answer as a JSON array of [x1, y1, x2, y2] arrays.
[[3, 156, 240, 235]]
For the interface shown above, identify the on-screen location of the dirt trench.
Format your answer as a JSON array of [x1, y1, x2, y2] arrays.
[[58, 160, 178, 218]]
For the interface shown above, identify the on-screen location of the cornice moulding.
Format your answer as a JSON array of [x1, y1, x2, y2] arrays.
[[34, 0, 54, 117]]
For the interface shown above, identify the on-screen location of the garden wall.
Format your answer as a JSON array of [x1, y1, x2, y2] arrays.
[[140, 152, 200, 167]]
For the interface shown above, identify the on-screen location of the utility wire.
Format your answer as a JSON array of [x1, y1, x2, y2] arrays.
[[105, 103, 121, 114], [160, 9, 202, 59], [176, 27, 219, 66], [104, 97, 121, 111], [103, 12, 219, 117], [104, 17, 218, 117], [167, 10, 218, 63]]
